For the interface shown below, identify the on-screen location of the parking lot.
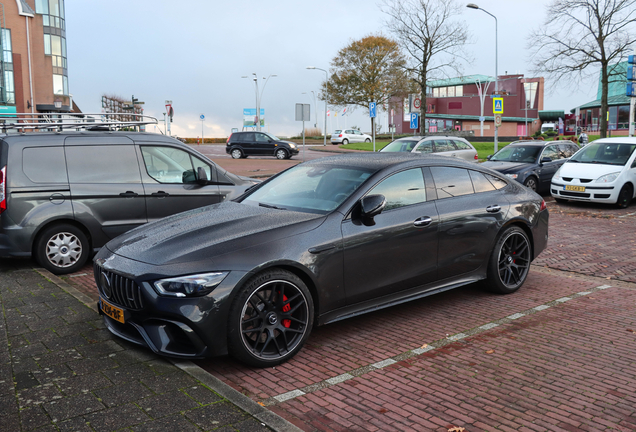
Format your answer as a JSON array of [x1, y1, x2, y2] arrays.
[[8, 147, 636, 431]]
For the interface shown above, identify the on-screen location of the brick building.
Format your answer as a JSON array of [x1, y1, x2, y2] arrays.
[[1, 0, 71, 117], [393, 74, 544, 137]]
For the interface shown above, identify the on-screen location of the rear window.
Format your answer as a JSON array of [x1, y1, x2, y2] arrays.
[[23, 147, 68, 183]]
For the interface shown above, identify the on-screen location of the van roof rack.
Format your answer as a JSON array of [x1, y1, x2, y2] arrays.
[[0, 113, 158, 133]]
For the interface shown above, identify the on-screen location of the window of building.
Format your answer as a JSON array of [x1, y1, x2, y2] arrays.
[[609, 106, 618, 130], [439, 87, 447, 97], [456, 86, 463, 97], [618, 105, 630, 129], [433, 88, 439, 97], [1, 29, 14, 104], [448, 86, 455, 97], [53, 74, 64, 95]]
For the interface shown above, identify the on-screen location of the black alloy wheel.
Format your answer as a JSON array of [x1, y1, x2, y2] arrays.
[[228, 269, 314, 367], [484, 226, 531, 294], [617, 184, 633, 209], [523, 176, 538, 192]]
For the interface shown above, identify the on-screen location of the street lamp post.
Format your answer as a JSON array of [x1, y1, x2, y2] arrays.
[[467, 3, 499, 152], [307, 66, 328, 146], [242, 73, 277, 132]]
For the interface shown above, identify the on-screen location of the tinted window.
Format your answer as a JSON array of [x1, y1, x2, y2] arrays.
[[141, 146, 203, 184], [434, 140, 455, 152], [485, 174, 507, 190], [23, 146, 67, 183], [469, 170, 496, 193], [369, 168, 426, 210], [66, 145, 141, 183], [414, 141, 433, 153], [255, 133, 270, 142], [240, 133, 255, 142], [430, 167, 474, 199]]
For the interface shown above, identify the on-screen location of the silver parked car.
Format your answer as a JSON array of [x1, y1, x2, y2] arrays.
[[331, 129, 372, 145], [379, 136, 479, 162]]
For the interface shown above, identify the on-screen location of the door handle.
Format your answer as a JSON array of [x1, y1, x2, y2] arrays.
[[413, 216, 433, 227], [119, 191, 138, 198], [486, 205, 501, 213], [151, 191, 169, 197]]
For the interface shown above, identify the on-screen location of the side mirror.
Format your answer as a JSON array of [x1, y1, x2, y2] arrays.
[[360, 194, 386, 223], [540, 157, 552, 164], [268, 139, 272, 143], [197, 167, 209, 185], [487, 155, 493, 160]]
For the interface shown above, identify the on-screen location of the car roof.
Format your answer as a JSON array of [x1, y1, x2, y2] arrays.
[[591, 137, 636, 144], [0, 131, 183, 146], [300, 152, 480, 172], [507, 140, 576, 147]]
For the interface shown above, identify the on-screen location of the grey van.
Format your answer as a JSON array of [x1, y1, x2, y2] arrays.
[[0, 131, 257, 275]]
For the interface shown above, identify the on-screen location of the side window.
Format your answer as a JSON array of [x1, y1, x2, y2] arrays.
[[23, 146, 68, 183], [434, 140, 455, 152], [469, 170, 496, 193], [542, 145, 559, 160], [192, 156, 213, 182], [255, 133, 269, 142], [485, 174, 508, 190], [430, 167, 474, 199], [66, 145, 141, 183], [454, 140, 472, 150], [141, 146, 199, 184], [242, 133, 255, 142], [368, 168, 426, 210], [415, 142, 433, 153]]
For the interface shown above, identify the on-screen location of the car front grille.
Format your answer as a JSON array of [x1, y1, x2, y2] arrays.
[[95, 264, 144, 310], [560, 191, 591, 198]]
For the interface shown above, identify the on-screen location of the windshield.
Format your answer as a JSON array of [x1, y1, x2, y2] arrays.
[[569, 142, 636, 166], [241, 165, 374, 214], [490, 145, 541, 163], [380, 139, 419, 152]]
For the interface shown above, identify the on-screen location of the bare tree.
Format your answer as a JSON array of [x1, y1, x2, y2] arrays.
[[529, 0, 636, 138], [381, 0, 470, 134]]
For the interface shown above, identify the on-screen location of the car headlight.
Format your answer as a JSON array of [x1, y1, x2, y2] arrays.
[[288, 143, 297, 149], [153, 272, 229, 297], [596, 172, 620, 183], [505, 173, 518, 179]]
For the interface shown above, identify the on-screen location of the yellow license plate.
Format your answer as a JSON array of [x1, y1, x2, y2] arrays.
[[101, 299, 125, 323], [564, 185, 585, 192]]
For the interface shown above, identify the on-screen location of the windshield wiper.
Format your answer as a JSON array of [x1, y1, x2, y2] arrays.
[[259, 202, 287, 210]]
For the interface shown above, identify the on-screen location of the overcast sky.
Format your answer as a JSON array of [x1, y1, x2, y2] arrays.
[[65, 0, 601, 138]]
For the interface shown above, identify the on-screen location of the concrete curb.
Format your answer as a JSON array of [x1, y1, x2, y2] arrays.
[[35, 267, 302, 432]]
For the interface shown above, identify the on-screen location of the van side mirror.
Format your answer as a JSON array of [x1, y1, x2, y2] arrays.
[[197, 167, 209, 185]]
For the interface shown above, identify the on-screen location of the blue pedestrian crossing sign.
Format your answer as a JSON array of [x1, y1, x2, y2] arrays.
[[410, 112, 419, 130], [369, 102, 377, 118], [493, 97, 504, 114]]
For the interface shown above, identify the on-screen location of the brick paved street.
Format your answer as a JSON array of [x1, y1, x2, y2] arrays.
[[7, 148, 636, 432]]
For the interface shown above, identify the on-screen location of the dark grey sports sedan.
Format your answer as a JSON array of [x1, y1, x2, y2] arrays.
[[93, 153, 549, 367]]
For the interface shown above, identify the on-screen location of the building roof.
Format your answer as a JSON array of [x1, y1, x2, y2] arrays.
[[426, 113, 537, 122], [16, 0, 35, 16], [427, 75, 495, 88], [574, 94, 632, 111], [539, 110, 565, 121]]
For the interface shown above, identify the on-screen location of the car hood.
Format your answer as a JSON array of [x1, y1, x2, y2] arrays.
[[105, 201, 323, 266], [557, 161, 625, 179], [481, 161, 532, 173]]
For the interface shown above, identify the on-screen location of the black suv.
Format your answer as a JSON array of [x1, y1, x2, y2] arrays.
[[0, 115, 258, 275], [226, 131, 299, 159]]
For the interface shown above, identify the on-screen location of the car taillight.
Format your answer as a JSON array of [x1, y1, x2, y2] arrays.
[[540, 199, 546, 212], [226, 133, 232, 144], [474, 154, 479, 160], [339, 134, 343, 137], [0, 166, 6, 214]]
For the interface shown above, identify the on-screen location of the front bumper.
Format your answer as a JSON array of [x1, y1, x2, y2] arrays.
[[550, 182, 617, 204], [93, 251, 248, 359]]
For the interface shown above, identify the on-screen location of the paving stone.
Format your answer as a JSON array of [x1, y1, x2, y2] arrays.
[[137, 390, 200, 418], [102, 363, 156, 385], [56, 372, 112, 396], [145, 359, 179, 375], [131, 414, 201, 432], [94, 381, 153, 407], [56, 417, 94, 432], [74, 340, 125, 358], [182, 385, 223, 405], [185, 402, 248, 429], [66, 356, 119, 375], [83, 403, 150, 432], [140, 372, 198, 394], [234, 418, 274, 432], [19, 405, 50, 431], [17, 383, 63, 409], [43, 393, 105, 422], [108, 346, 158, 365], [41, 334, 89, 351]]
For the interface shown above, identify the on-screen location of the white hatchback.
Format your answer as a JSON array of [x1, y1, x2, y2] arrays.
[[551, 137, 636, 208], [331, 129, 372, 145]]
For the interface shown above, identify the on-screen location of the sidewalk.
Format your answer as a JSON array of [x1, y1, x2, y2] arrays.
[[0, 263, 300, 431]]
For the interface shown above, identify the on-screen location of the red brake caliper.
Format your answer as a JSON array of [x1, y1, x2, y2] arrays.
[[282, 294, 291, 328]]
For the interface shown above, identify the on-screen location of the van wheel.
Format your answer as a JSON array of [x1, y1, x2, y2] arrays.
[[35, 224, 89, 275], [231, 149, 243, 159]]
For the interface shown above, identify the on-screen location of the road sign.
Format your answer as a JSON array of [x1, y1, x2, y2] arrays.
[[369, 102, 377, 118], [413, 97, 421, 110], [479, 116, 485, 122], [200, 114, 205, 121], [493, 97, 504, 114], [495, 115, 502, 127], [410, 112, 419, 130]]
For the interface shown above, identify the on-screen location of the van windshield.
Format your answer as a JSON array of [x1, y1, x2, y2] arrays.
[[569, 142, 636, 166]]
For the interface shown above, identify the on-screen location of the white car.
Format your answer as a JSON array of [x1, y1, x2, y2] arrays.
[[551, 137, 636, 208], [331, 129, 372, 145]]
